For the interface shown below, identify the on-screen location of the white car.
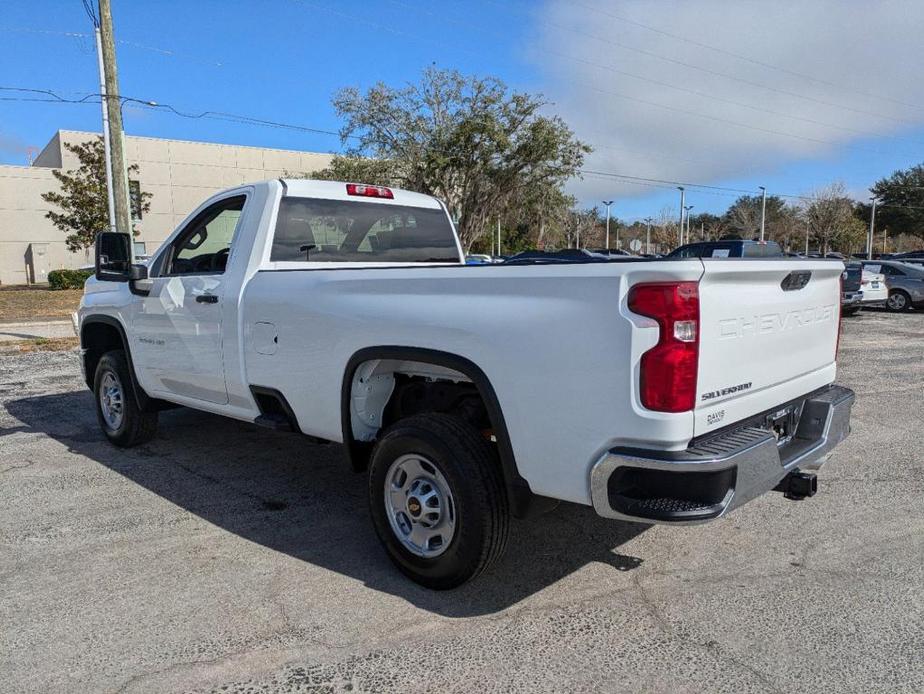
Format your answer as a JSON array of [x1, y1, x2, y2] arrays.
[[860, 268, 888, 306], [77, 179, 855, 588]]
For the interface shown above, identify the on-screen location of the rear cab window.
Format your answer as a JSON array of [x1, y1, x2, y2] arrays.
[[270, 197, 461, 264]]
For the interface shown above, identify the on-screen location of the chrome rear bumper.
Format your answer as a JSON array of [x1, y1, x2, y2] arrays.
[[591, 385, 855, 524]]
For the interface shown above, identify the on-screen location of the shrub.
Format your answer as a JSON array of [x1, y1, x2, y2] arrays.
[[47, 268, 93, 290]]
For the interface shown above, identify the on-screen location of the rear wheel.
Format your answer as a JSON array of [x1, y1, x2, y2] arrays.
[[368, 413, 509, 589], [94, 350, 158, 447], [887, 290, 912, 312]]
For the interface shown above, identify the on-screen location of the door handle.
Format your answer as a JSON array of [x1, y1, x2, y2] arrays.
[[195, 294, 219, 304]]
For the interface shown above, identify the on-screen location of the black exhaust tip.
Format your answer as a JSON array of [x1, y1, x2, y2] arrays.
[[774, 470, 817, 500]]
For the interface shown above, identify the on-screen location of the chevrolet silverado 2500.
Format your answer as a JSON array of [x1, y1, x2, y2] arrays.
[[79, 179, 855, 588]]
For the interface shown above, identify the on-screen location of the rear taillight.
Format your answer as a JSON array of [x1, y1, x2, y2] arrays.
[[346, 183, 394, 199], [628, 282, 700, 413]]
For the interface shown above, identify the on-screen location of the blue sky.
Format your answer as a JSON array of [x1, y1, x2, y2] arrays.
[[3, 0, 923, 222]]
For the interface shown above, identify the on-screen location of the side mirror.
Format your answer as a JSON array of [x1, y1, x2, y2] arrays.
[[95, 232, 132, 282]]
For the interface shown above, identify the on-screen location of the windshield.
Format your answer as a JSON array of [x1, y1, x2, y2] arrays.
[[271, 197, 460, 263]]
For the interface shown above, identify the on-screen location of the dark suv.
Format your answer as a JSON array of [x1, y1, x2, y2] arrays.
[[667, 239, 784, 258]]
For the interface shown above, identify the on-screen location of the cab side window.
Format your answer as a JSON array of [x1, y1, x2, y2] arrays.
[[166, 196, 246, 276]]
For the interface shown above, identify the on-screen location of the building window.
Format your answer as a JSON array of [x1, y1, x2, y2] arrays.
[[129, 180, 143, 221]]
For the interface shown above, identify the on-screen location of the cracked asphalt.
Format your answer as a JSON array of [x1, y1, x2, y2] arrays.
[[1, 310, 922, 693]]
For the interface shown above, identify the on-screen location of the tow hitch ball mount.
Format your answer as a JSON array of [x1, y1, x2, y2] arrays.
[[774, 469, 818, 501]]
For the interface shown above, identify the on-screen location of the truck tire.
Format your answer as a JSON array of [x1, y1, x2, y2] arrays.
[[368, 413, 509, 589], [93, 349, 158, 447], [841, 306, 861, 317]]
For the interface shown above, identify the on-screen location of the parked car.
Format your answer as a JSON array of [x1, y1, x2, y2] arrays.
[[859, 267, 888, 307], [891, 250, 924, 259], [77, 179, 855, 588], [503, 249, 616, 264], [666, 239, 784, 258], [841, 263, 863, 316], [465, 254, 494, 265], [862, 260, 924, 311], [893, 257, 924, 269]]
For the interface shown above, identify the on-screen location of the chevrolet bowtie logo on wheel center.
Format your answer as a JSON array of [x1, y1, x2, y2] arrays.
[[407, 498, 422, 516]]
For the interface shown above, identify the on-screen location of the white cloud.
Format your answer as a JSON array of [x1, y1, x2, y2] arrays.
[[530, 0, 924, 205]]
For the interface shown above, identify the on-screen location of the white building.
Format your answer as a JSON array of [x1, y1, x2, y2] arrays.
[[0, 130, 333, 285]]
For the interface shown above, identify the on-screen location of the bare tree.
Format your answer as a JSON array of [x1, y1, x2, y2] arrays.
[[650, 205, 679, 253], [802, 182, 866, 254]]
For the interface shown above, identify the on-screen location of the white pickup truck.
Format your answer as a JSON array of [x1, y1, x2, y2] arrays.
[[79, 179, 855, 588]]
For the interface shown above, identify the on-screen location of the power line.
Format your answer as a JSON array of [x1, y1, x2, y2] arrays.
[[7, 85, 924, 211], [460, 0, 921, 128], [565, 0, 924, 114], [0, 26, 223, 67], [295, 0, 907, 155], [404, 0, 912, 144], [572, 79, 888, 155], [81, 0, 99, 28]]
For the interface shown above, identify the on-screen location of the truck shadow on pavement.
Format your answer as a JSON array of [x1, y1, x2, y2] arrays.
[[6, 390, 648, 618]]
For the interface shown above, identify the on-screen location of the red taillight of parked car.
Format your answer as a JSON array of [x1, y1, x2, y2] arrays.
[[628, 281, 700, 413]]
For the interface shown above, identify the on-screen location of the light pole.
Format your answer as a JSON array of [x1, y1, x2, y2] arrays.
[[677, 187, 685, 246], [644, 216, 653, 255], [684, 205, 694, 245], [867, 196, 877, 260], [602, 200, 614, 249], [758, 186, 767, 241]]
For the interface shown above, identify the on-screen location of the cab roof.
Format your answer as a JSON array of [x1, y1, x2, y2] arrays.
[[279, 179, 443, 209]]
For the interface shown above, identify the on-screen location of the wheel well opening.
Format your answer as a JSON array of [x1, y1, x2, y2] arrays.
[[343, 351, 549, 519], [347, 359, 491, 470], [81, 322, 125, 387]]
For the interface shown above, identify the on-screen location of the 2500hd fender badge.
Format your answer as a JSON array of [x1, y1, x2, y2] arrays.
[[701, 381, 752, 402]]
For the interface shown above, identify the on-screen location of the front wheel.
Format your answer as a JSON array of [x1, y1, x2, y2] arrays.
[[93, 350, 158, 447], [887, 290, 912, 312], [368, 413, 509, 589]]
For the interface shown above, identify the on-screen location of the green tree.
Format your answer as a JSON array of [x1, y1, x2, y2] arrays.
[[328, 67, 591, 250], [298, 154, 401, 188], [870, 163, 924, 243], [41, 137, 150, 253]]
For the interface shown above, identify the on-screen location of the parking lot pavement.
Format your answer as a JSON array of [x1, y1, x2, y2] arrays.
[[1, 311, 922, 694], [0, 319, 76, 342]]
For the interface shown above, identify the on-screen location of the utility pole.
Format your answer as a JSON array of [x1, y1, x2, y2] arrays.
[[644, 216, 653, 255], [677, 187, 685, 246], [98, 0, 133, 258], [758, 186, 767, 241], [883, 228, 888, 255], [804, 223, 810, 256], [93, 27, 116, 232], [867, 196, 877, 260], [602, 200, 613, 249], [496, 218, 501, 257], [684, 205, 694, 245]]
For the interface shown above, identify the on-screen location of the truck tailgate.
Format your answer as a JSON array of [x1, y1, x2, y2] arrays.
[[694, 259, 842, 437]]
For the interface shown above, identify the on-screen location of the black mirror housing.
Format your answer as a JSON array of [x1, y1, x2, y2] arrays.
[[95, 231, 132, 282]]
